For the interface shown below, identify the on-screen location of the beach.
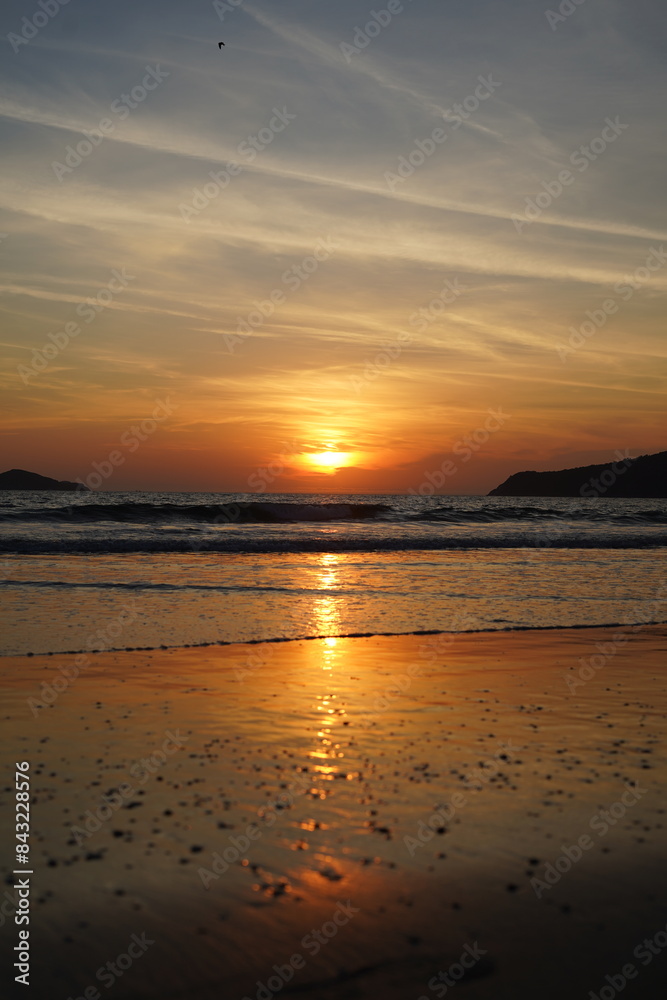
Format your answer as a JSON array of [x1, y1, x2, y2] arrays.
[[2, 625, 666, 999], [3, 0, 666, 994]]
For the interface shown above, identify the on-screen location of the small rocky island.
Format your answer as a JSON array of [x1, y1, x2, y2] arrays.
[[489, 450, 667, 498], [0, 469, 90, 491]]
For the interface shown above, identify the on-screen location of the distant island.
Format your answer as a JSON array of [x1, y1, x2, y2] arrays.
[[0, 469, 90, 491], [489, 450, 667, 498]]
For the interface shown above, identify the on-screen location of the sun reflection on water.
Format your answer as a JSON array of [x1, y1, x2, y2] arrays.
[[312, 553, 343, 647], [303, 557, 358, 795]]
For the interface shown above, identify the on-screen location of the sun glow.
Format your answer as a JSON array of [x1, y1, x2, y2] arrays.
[[306, 451, 351, 472]]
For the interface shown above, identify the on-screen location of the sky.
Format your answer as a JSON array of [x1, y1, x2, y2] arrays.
[[0, 0, 665, 494]]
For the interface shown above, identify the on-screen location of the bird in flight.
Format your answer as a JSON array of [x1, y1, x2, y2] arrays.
[[218, 42, 225, 47]]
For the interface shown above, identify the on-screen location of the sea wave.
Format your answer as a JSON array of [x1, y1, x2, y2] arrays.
[[0, 500, 390, 524], [2, 499, 667, 526], [410, 505, 667, 524], [1, 532, 666, 554]]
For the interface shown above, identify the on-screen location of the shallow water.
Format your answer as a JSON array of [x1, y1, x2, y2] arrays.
[[1, 491, 666, 655]]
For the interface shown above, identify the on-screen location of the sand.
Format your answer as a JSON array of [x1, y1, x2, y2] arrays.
[[1, 626, 666, 999]]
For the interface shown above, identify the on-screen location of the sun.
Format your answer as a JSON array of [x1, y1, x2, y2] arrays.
[[312, 451, 349, 468], [307, 451, 351, 472], [291, 441, 359, 475]]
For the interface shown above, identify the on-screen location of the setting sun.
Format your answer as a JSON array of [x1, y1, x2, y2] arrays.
[[307, 451, 352, 472]]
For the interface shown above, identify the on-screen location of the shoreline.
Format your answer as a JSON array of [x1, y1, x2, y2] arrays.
[[1, 626, 666, 998], [2, 617, 667, 660]]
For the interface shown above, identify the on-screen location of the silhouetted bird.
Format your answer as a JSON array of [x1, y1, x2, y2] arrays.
[[218, 42, 225, 47]]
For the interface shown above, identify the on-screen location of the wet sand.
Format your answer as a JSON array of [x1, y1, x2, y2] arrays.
[[1, 626, 666, 999]]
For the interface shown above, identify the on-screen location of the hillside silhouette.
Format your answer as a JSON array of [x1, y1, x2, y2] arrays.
[[0, 469, 90, 491], [489, 450, 667, 498]]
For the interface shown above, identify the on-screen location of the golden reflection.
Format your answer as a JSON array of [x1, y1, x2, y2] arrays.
[[310, 689, 345, 778], [305, 557, 353, 790], [312, 554, 343, 650]]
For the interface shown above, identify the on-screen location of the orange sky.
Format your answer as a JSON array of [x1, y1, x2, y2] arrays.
[[1, 0, 665, 493]]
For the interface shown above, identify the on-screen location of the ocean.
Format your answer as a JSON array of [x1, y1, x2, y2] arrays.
[[1, 492, 666, 655]]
